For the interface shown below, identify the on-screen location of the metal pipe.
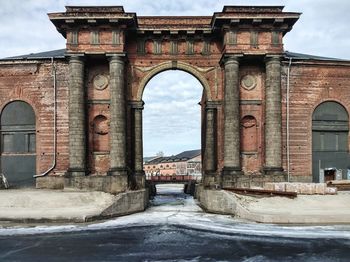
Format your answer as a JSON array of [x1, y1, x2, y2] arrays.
[[286, 57, 292, 182], [34, 57, 57, 177]]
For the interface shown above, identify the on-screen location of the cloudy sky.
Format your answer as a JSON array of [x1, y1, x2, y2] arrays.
[[1, 0, 349, 156]]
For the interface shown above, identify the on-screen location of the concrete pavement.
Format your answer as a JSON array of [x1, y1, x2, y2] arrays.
[[197, 186, 350, 224], [0, 189, 147, 223]]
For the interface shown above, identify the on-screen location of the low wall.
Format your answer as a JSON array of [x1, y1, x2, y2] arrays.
[[92, 189, 149, 220], [196, 185, 238, 215], [36, 175, 128, 194], [221, 173, 287, 188]]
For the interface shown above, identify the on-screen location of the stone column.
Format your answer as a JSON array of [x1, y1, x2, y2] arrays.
[[67, 55, 86, 177], [264, 56, 283, 175], [203, 101, 218, 187], [130, 101, 145, 189], [108, 55, 127, 179], [222, 55, 242, 182]]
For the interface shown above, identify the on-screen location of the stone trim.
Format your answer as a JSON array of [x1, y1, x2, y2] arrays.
[[129, 100, 144, 110], [137, 61, 212, 101]]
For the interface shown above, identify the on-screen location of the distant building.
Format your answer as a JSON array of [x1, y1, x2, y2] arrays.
[[144, 149, 201, 178]]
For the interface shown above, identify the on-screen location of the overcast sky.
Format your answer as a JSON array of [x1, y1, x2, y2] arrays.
[[1, 0, 349, 156]]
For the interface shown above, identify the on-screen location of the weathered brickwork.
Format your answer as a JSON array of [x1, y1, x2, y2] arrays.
[[281, 61, 350, 180], [0, 5, 349, 191], [0, 60, 69, 176]]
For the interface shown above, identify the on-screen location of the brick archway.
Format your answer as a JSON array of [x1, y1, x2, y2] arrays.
[[136, 61, 212, 101], [47, 5, 301, 191]]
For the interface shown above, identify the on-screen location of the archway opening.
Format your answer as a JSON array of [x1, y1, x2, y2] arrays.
[[312, 101, 349, 182], [0, 101, 36, 187], [142, 70, 204, 195]]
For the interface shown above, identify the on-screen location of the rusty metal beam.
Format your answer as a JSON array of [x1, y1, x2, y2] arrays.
[[223, 187, 297, 198]]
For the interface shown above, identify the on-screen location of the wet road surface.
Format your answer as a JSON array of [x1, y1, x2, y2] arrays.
[[0, 184, 349, 261]]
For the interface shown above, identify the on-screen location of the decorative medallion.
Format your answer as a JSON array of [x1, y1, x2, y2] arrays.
[[241, 116, 256, 128], [93, 74, 109, 90], [241, 75, 257, 90]]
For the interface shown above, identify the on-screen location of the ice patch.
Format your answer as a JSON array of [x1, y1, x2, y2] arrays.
[[1, 184, 350, 239]]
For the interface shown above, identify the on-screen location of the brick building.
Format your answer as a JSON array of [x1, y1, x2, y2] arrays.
[[0, 6, 349, 191], [144, 149, 201, 177]]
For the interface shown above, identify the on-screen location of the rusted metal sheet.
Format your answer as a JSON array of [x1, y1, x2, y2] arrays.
[[327, 180, 350, 191]]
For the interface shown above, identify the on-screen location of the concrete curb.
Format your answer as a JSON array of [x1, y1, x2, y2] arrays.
[[87, 189, 149, 221], [0, 189, 148, 224], [196, 186, 350, 224]]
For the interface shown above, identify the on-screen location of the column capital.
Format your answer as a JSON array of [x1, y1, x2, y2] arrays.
[[129, 100, 144, 110], [265, 55, 282, 64], [206, 101, 221, 110], [67, 54, 85, 63], [220, 54, 243, 66], [107, 53, 126, 63]]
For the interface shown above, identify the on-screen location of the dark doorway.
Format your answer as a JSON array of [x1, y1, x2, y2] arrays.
[[0, 101, 36, 187], [312, 101, 349, 182]]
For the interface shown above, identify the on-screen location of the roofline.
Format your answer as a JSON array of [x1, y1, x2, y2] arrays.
[[1, 49, 66, 61], [284, 51, 350, 63]]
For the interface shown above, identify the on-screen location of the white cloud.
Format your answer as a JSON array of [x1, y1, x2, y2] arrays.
[[143, 71, 202, 156]]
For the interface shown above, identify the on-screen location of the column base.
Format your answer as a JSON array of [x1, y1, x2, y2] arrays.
[[108, 167, 128, 177], [65, 167, 86, 177], [134, 170, 146, 189], [64, 176, 128, 194], [202, 171, 219, 189], [221, 166, 243, 188], [263, 166, 284, 176], [221, 166, 243, 176]]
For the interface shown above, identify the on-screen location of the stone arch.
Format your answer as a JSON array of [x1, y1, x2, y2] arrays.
[[136, 61, 212, 101], [312, 101, 349, 182]]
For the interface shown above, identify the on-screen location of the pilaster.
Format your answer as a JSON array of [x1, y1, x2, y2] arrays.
[[203, 101, 219, 187], [130, 100, 145, 189]]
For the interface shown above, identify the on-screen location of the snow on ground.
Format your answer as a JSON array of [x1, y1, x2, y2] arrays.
[[1, 184, 350, 239]]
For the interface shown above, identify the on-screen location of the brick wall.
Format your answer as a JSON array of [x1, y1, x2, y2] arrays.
[[281, 61, 350, 180], [0, 59, 69, 176]]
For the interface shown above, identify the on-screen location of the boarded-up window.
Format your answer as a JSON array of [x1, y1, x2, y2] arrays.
[[312, 101, 349, 182], [0, 100, 36, 187]]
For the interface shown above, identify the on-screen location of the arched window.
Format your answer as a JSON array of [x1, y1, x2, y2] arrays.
[[1, 101, 36, 187], [241, 115, 257, 152], [312, 101, 349, 182]]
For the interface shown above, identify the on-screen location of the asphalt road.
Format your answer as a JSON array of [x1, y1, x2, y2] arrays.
[[1, 224, 349, 261], [0, 184, 349, 261]]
